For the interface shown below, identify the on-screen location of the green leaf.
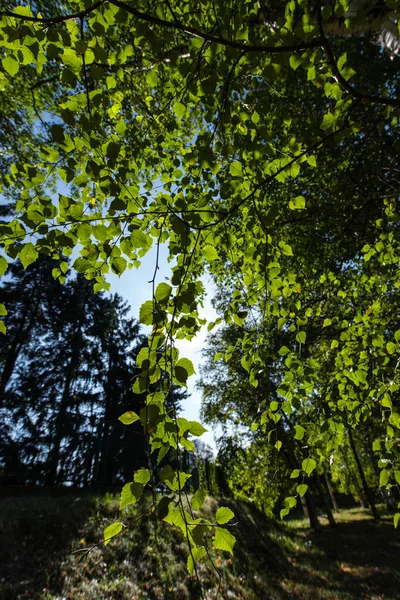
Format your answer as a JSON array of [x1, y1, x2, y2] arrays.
[[337, 52, 347, 71], [394, 513, 400, 529], [297, 484, 308, 497], [139, 300, 153, 325], [229, 161, 243, 177], [134, 468, 151, 484], [215, 507, 235, 525], [191, 487, 206, 510], [0, 256, 7, 277], [173, 101, 186, 119], [188, 421, 207, 437], [294, 425, 306, 440], [213, 527, 236, 554], [307, 155, 317, 167], [302, 458, 317, 476], [130, 230, 152, 250], [61, 48, 82, 73], [289, 195, 305, 210], [111, 256, 127, 275], [187, 546, 207, 574], [290, 469, 301, 479], [120, 482, 143, 509], [2, 56, 19, 76], [289, 54, 302, 70], [379, 469, 389, 487], [279, 242, 293, 256], [19, 243, 38, 269], [279, 346, 291, 357], [155, 282, 172, 302], [203, 244, 218, 261], [175, 358, 195, 384], [116, 118, 127, 136], [0, 304, 7, 317], [118, 411, 140, 425], [296, 331, 306, 344], [372, 440, 381, 452], [159, 466, 191, 491], [283, 496, 297, 509], [107, 141, 120, 159], [104, 522, 124, 545]]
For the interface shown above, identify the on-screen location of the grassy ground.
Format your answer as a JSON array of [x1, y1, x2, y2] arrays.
[[0, 492, 399, 600]]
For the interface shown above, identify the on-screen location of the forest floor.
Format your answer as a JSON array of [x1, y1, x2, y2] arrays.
[[0, 491, 399, 600]]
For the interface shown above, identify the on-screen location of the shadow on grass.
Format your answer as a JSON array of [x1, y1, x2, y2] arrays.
[[1, 494, 399, 600], [0, 491, 94, 600], [281, 508, 400, 600]]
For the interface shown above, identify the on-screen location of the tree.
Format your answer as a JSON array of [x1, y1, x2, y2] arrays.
[[0, 260, 149, 486], [0, 0, 400, 569]]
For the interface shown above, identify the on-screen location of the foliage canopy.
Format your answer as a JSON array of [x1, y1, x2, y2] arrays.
[[0, 0, 400, 571]]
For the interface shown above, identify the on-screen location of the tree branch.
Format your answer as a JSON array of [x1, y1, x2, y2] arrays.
[[1, 1, 324, 55]]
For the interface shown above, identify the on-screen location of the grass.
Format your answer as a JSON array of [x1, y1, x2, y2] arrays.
[[0, 491, 399, 599]]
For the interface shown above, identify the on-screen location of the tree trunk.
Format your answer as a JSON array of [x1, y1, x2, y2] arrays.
[[0, 298, 41, 403], [280, 435, 320, 530], [45, 336, 80, 485], [280, 414, 320, 531], [304, 491, 321, 531], [324, 469, 339, 513], [300, 494, 310, 521], [348, 428, 380, 520], [317, 474, 336, 527]]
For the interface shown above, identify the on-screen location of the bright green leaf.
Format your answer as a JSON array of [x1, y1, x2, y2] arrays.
[[104, 522, 124, 545], [215, 507, 235, 525]]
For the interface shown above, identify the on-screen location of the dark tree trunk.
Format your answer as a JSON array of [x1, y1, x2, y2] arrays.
[[324, 469, 339, 513], [280, 431, 320, 531], [45, 337, 80, 485], [0, 298, 41, 403], [348, 428, 380, 520], [304, 491, 321, 531], [317, 474, 336, 527], [280, 414, 320, 531]]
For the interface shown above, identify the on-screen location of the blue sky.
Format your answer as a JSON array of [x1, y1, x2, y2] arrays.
[[106, 243, 220, 453]]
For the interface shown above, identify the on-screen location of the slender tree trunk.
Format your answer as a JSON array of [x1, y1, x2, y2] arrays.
[[300, 495, 310, 521], [353, 474, 367, 508], [280, 414, 320, 531], [98, 338, 114, 484], [348, 428, 380, 520], [280, 433, 320, 530], [304, 491, 321, 531], [91, 422, 103, 485], [364, 431, 397, 511], [46, 338, 80, 485], [205, 460, 212, 494], [317, 474, 336, 527], [324, 469, 339, 513], [0, 298, 41, 403], [343, 448, 366, 507]]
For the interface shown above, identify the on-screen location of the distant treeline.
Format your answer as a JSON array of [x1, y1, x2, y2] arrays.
[[0, 258, 188, 487]]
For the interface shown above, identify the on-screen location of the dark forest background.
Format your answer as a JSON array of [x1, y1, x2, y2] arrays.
[[0, 258, 194, 487]]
